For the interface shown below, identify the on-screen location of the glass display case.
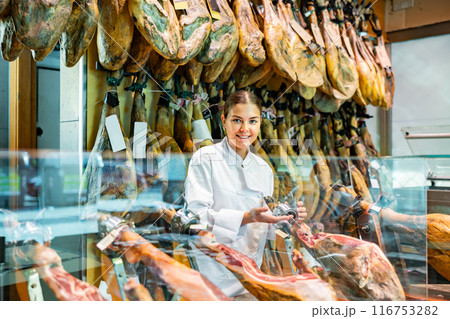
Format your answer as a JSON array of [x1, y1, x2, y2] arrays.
[[0, 150, 448, 301]]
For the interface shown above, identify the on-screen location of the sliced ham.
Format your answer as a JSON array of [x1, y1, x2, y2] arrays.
[[291, 222, 405, 301]]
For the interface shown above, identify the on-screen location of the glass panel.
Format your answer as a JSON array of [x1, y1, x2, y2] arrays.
[[0, 152, 446, 301]]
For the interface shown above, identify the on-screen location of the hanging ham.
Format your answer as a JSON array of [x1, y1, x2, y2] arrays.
[[61, 0, 99, 67], [97, 0, 134, 70], [11, 0, 73, 51], [129, 0, 180, 59]]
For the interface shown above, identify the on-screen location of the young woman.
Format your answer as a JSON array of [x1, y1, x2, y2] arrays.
[[184, 90, 307, 298]]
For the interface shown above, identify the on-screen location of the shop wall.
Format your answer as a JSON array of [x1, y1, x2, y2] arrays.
[[386, 0, 450, 32], [0, 60, 8, 149], [36, 51, 60, 150], [390, 33, 450, 156]]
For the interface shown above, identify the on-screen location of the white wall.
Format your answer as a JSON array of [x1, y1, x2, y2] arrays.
[[390, 33, 450, 156]]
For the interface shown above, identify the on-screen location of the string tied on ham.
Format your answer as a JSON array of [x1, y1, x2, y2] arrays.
[[125, 72, 149, 92], [106, 71, 125, 87]]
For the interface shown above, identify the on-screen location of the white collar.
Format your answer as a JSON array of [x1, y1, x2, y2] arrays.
[[222, 137, 254, 167]]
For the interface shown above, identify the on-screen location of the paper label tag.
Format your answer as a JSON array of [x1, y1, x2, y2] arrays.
[[304, 10, 313, 18], [290, 20, 314, 45], [256, 5, 264, 16], [105, 115, 126, 153], [189, 224, 208, 230], [206, 0, 221, 20], [191, 119, 212, 142], [370, 178, 380, 189], [371, 160, 381, 170], [96, 225, 128, 251], [200, 92, 209, 101], [133, 122, 147, 159], [343, 35, 355, 59], [173, 0, 188, 10], [169, 98, 183, 110], [288, 124, 298, 140], [359, 31, 369, 37], [370, 205, 382, 214], [311, 23, 325, 48]]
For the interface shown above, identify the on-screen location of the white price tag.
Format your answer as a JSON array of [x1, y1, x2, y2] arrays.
[[256, 5, 264, 16], [133, 122, 147, 159], [189, 224, 208, 230], [173, 0, 188, 10], [191, 119, 212, 142], [370, 178, 380, 189], [371, 160, 381, 170], [105, 115, 126, 153], [370, 205, 382, 214]]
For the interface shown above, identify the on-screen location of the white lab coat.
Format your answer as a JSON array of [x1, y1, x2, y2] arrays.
[[184, 138, 275, 297]]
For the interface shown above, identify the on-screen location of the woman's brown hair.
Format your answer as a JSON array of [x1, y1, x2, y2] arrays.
[[223, 90, 262, 118]]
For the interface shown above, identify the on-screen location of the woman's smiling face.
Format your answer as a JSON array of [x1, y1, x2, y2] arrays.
[[221, 103, 261, 158]]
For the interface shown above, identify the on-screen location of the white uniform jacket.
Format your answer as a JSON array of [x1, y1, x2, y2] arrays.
[[184, 138, 275, 297]]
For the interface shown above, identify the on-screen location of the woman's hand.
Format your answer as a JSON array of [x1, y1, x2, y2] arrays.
[[294, 201, 308, 223], [242, 207, 292, 225]]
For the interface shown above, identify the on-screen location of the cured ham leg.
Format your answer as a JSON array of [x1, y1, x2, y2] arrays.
[[15, 244, 106, 301], [124, 278, 153, 301], [11, 0, 73, 51], [336, 186, 450, 282], [200, 5, 239, 83], [193, 230, 337, 301], [196, 0, 237, 65], [357, 201, 450, 282], [124, 27, 153, 73], [0, 0, 9, 15], [262, 0, 297, 82], [316, 0, 358, 99], [170, 0, 211, 65], [154, 81, 184, 154], [148, 50, 179, 81], [234, 58, 273, 89], [129, 0, 180, 60], [291, 222, 405, 301], [218, 51, 240, 83], [369, 11, 395, 109], [161, 209, 335, 300], [173, 79, 196, 153], [97, 0, 134, 70], [279, 2, 323, 90], [233, 0, 265, 67], [185, 59, 204, 86], [260, 113, 302, 200], [0, 5, 23, 61], [82, 90, 138, 205], [61, 0, 99, 67], [191, 85, 213, 148], [117, 230, 232, 300]]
